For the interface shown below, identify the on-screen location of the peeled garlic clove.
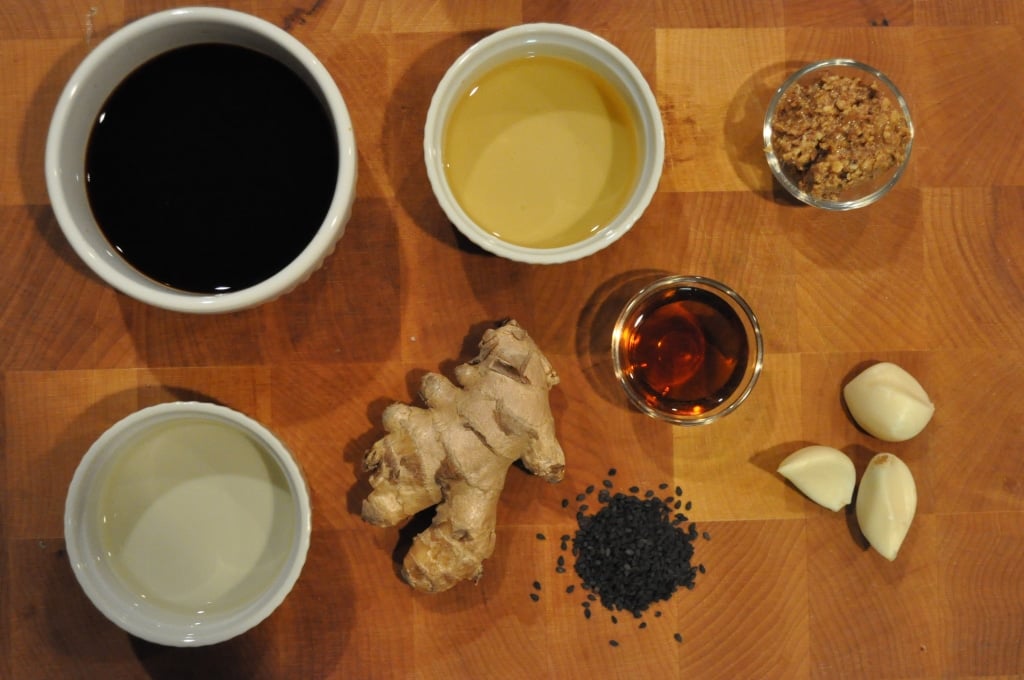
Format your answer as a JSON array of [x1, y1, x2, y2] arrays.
[[843, 362, 935, 442], [777, 445, 856, 511], [856, 453, 917, 561]]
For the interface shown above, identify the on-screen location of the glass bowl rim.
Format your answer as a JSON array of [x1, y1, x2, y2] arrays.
[[762, 58, 914, 211], [611, 275, 765, 426]]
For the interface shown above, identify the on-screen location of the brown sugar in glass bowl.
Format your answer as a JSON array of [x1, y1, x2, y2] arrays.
[[763, 59, 913, 210]]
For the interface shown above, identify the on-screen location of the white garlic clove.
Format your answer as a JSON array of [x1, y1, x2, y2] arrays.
[[777, 445, 856, 511], [843, 362, 935, 442], [855, 453, 917, 561]]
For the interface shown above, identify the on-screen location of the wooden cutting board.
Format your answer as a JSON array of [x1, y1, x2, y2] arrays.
[[2, 1, 1021, 677]]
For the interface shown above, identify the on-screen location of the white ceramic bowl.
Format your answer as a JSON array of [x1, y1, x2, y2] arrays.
[[64, 402, 312, 647], [424, 23, 664, 264], [45, 7, 357, 313]]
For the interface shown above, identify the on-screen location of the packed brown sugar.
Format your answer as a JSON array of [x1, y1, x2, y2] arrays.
[[771, 72, 911, 201]]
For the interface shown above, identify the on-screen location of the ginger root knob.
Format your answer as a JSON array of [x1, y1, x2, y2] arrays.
[[361, 320, 565, 592]]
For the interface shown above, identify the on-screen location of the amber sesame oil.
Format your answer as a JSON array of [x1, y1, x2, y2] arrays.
[[443, 54, 641, 248], [618, 286, 750, 418], [97, 418, 296, 615]]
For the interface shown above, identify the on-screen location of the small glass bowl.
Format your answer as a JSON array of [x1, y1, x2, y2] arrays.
[[763, 59, 913, 210], [611, 276, 764, 425]]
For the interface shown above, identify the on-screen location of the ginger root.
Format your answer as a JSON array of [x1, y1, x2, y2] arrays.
[[361, 319, 565, 592]]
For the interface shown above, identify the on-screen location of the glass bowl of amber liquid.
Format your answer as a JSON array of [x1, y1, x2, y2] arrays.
[[612, 276, 763, 425], [763, 59, 913, 210]]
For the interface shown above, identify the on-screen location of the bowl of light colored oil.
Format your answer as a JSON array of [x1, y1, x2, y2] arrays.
[[424, 23, 664, 263], [64, 402, 311, 646]]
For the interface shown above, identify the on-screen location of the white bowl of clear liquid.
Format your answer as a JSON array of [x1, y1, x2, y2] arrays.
[[64, 401, 311, 646]]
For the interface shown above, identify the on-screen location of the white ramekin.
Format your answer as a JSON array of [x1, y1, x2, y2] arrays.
[[64, 401, 312, 646], [45, 7, 357, 313], [424, 23, 664, 264]]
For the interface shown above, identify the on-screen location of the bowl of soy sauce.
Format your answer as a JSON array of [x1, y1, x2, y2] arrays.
[[45, 7, 357, 313]]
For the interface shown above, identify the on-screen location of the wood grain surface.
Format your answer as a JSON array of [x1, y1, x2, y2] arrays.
[[2, 1, 1023, 678]]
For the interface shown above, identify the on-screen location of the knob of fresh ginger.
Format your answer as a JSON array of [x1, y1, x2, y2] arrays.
[[361, 319, 565, 592]]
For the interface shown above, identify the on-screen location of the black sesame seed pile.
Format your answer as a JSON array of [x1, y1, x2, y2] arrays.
[[573, 488, 699, 617], [532, 468, 709, 648]]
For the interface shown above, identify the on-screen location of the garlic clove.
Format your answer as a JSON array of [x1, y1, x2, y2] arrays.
[[843, 362, 935, 442], [777, 445, 856, 511], [855, 453, 917, 561]]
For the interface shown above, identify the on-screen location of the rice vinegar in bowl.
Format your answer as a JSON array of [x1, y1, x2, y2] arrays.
[[64, 402, 311, 646], [96, 417, 296, 617]]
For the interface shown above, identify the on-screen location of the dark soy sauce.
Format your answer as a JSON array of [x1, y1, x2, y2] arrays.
[[85, 43, 338, 294]]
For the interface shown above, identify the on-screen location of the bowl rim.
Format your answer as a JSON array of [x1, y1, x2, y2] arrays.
[[762, 58, 914, 211], [63, 401, 312, 646], [611, 275, 765, 425], [423, 22, 665, 264], [44, 6, 357, 313]]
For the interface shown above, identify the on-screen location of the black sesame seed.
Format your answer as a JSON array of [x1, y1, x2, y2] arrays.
[[533, 581, 541, 590], [529, 593, 539, 602], [557, 555, 565, 567], [598, 489, 610, 503], [608, 468, 617, 476], [570, 495, 700, 619], [703, 531, 712, 541], [629, 486, 640, 494], [582, 601, 591, 608], [602, 479, 613, 489], [639, 622, 647, 629], [664, 496, 674, 504], [674, 500, 682, 510], [675, 486, 683, 496], [579, 504, 589, 512], [560, 542, 568, 551], [536, 533, 546, 540], [588, 594, 597, 602], [576, 493, 587, 502], [674, 633, 683, 643], [561, 534, 571, 542], [566, 585, 575, 594], [556, 566, 566, 574], [655, 611, 663, 618], [584, 608, 592, 619], [644, 489, 655, 498], [659, 483, 669, 490], [609, 640, 619, 647], [561, 498, 569, 508], [611, 615, 618, 624], [698, 563, 706, 574], [685, 501, 692, 511], [586, 485, 595, 494]]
